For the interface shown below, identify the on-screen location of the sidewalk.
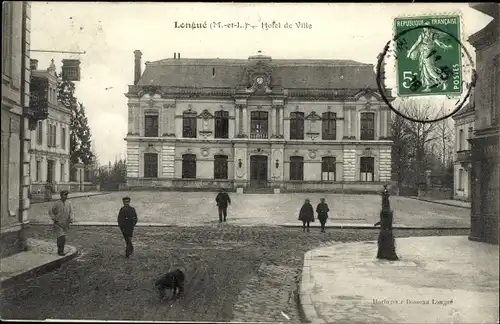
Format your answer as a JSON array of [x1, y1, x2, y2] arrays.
[[408, 197, 471, 209], [30, 191, 110, 204], [0, 239, 78, 288], [300, 236, 499, 324]]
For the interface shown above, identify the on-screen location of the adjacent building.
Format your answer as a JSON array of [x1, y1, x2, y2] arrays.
[[452, 90, 475, 201], [125, 51, 394, 192], [1, 1, 34, 257], [28, 59, 72, 193], [468, 3, 499, 244]]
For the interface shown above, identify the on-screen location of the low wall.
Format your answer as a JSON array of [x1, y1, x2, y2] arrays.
[[418, 187, 453, 200], [30, 182, 99, 194], [126, 178, 396, 194]]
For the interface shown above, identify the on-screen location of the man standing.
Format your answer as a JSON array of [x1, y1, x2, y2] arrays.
[[49, 190, 73, 256], [117, 196, 138, 258], [316, 198, 330, 233], [215, 188, 231, 222]]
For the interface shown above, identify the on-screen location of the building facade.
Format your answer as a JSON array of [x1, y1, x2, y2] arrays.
[[28, 59, 71, 193], [452, 92, 475, 201], [468, 3, 499, 244], [1, 1, 32, 257], [125, 51, 393, 192]]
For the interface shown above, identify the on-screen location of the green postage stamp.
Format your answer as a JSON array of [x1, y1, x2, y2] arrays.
[[394, 15, 462, 97]]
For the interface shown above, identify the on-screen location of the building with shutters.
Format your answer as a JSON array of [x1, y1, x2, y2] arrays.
[[124, 51, 394, 192], [28, 59, 72, 193], [467, 3, 499, 245]]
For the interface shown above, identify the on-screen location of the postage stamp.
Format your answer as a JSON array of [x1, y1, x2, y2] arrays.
[[394, 15, 462, 97]]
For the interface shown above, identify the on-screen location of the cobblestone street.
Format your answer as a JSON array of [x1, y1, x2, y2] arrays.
[[1, 225, 468, 321], [27, 192, 470, 228]]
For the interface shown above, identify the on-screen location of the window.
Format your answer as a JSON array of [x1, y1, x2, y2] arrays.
[[360, 112, 375, 140], [321, 157, 336, 181], [289, 156, 304, 181], [458, 169, 464, 190], [214, 155, 228, 179], [468, 126, 473, 139], [37, 121, 43, 145], [36, 161, 41, 181], [290, 112, 304, 140], [52, 125, 57, 147], [2, 1, 13, 76], [61, 127, 66, 149], [143, 153, 158, 178], [60, 163, 65, 182], [250, 111, 268, 139], [182, 154, 196, 179], [145, 115, 159, 137], [322, 112, 337, 140], [47, 124, 56, 147], [458, 129, 464, 151], [183, 112, 197, 138], [215, 111, 229, 139], [360, 157, 375, 182]]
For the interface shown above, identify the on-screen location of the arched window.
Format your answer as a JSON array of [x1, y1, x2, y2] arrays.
[[214, 155, 228, 179], [182, 154, 197, 178], [182, 111, 197, 138], [144, 153, 158, 178], [289, 156, 304, 181], [215, 111, 229, 139], [360, 157, 375, 182], [360, 112, 375, 140], [290, 112, 304, 140], [322, 112, 336, 140], [250, 111, 268, 139], [321, 157, 336, 181]]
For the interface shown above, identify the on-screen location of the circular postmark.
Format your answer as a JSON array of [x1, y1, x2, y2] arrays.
[[376, 16, 476, 124]]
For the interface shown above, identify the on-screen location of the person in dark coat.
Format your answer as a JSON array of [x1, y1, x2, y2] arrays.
[[117, 196, 138, 258], [215, 188, 231, 222], [298, 198, 314, 232], [316, 198, 330, 233], [374, 186, 399, 261]]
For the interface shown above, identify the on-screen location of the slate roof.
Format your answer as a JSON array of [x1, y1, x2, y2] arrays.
[[136, 56, 378, 90]]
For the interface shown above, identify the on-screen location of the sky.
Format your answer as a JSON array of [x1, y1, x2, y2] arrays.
[[30, 2, 493, 166]]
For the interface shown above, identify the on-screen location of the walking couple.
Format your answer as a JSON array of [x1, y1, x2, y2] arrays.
[[298, 198, 330, 232]]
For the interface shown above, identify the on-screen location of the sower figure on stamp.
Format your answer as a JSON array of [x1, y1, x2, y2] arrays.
[[374, 185, 399, 261], [298, 198, 314, 232], [117, 196, 138, 258], [316, 198, 330, 233], [215, 188, 231, 222], [48, 190, 73, 256]]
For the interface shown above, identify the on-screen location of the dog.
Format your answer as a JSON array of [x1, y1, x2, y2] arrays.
[[155, 269, 185, 300]]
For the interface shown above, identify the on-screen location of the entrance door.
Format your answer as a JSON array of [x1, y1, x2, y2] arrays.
[[250, 155, 268, 188], [47, 160, 54, 183]]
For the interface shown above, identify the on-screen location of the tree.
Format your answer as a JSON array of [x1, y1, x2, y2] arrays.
[[57, 78, 94, 166]]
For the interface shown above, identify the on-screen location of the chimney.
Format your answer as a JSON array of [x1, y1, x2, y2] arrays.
[[134, 50, 142, 85], [174, 53, 177, 59], [30, 59, 38, 70]]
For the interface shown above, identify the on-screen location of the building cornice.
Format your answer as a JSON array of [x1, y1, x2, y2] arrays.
[[124, 86, 395, 102]]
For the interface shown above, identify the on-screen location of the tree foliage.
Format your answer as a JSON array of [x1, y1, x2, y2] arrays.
[[96, 159, 127, 190], [57, 78, 94, 166], [390, 99, 454, 194]]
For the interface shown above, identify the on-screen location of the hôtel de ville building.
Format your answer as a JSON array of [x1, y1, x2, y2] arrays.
[[124, 51, 393, 192]]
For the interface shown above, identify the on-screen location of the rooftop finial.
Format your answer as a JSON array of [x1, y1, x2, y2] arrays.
[[47, 58, 56, 73]]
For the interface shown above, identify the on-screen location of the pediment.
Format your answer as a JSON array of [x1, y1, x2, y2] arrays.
[[305, 111, 321, 120], [138, 85, 164, 98], [354, 88, 382, 101], [198, 109, 214, 119]]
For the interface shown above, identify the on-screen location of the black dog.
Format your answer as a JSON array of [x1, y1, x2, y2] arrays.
[[155, 269, 185, 300]]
